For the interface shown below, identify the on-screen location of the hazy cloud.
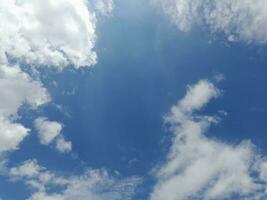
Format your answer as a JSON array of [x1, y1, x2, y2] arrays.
[[158, 0, 267, 43], [9, 160, 140, 200]]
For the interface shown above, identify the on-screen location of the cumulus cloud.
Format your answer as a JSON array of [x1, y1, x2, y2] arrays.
[[34, 118, 62, 145], [34, 118, 72, 153], [0, 0, 97, 69], [158, 0, 267, 43], [55, 136, 72, 153], [150, 80, 267, 200], [0, 1, 122, 199], [9, 160, 41, 178], [9, 160, 140, 200], [0, 64, 49, 153], [0, 0, 102, 155]]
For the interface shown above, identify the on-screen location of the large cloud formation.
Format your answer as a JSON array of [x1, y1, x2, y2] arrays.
[[159, 0, 267, 43], [150, 80, 267, 200], [0, 1, 141, 199], [0, 0, 100, 155]]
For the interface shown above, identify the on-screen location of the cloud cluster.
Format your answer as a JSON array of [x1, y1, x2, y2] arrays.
[[0, 0, 113, 194], [0, 0, 102, 155], [0, 64, 49, 153], [159, 0, 267, 43], [0, 1, 141, 199], [150, 80, 267, 200], [34, 118, 72, 153], [9, 160, 140, 200]]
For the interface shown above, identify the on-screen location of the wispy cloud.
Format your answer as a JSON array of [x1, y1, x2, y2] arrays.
[[151, 80, 267, 200], [8, 160, 140, 200], [158, 0, 267, 43]]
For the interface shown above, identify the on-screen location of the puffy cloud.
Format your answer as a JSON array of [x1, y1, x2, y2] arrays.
[[0, 0, 97, 69], [0, 0, 112, 155], [0, 0, 101, 154], [0, 65, 49, 153], [9, 160, 140, 200], [158, 0, 267, 43], [150, 80, 267, 200], [34, 118, 62, 145], [9, 160, 41, 178], [0, 118, 29, 153], [55, 136, 72, 153], [0, 1, 120, 199], [0, 65, 50, 118], [34, 118, 72, 153]]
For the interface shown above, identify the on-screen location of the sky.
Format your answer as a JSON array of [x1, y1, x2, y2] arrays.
[[1, 0, 267, 200]]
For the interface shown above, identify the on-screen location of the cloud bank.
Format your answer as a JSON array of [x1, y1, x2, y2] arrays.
[[151, 80, 267, 200], [159, 0, 267, 43], [9, 160, 140, 200]]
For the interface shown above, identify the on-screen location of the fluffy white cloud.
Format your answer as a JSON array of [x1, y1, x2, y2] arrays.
[[0, 0, 97, 69], [9, 160, 140, 200], [34, 118, 62, 145], [55, 136, 72, 153], [0, 64, 49, 153], [0, 0, 113, 156], [158, 0, 267, 43], [0, 1, 120, 199], [0, 65, 50, 117], [150, 80, 267, 200], [9, 160, 41, 178], [0, 118, 29, 153], [34, 118, 72, 153], [0, 0, 102, 155]]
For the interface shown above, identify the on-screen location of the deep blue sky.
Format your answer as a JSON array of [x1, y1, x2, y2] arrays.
[[2, 0, 267, 199]]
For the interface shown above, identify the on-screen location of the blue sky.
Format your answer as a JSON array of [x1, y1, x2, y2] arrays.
[[1, 0, 267, 200]]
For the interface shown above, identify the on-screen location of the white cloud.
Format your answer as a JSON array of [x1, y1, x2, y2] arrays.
[[150, 80, 267, 200], [0, 0, 97, 69], [158, 0, 267, 43], [55, 136, 72, 153], [0, 118, 29, 153], [34, 118, 62, 145], [0, 0, 113, 156], [0, 1, 119, 198], [93, 0, 114, 16], [0, 64, 49, 154], [9, 160, 140, 200], [0, 65, 50, 117], [34, 118, 72, 153], [9, 160, 41, 178], [0, 0, 103, 155]]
